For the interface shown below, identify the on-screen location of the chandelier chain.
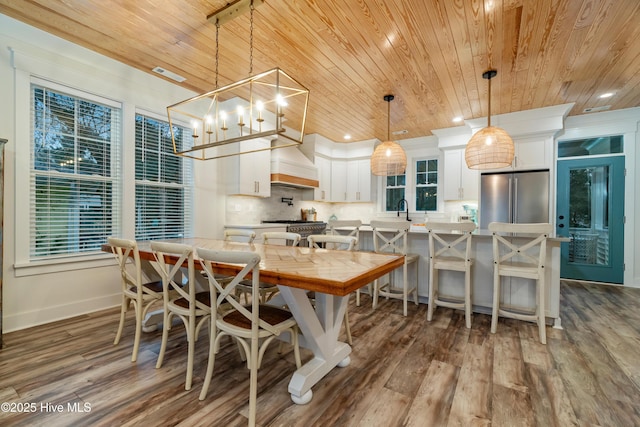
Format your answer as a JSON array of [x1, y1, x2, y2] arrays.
[[249, 0, 254, 76], [215, 21, 220, 88]]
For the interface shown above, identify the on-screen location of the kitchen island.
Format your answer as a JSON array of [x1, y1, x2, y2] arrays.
[[356, 224, 566, 328]]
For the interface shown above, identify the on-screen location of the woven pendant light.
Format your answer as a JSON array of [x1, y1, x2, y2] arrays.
[[371, 95, 407, 176], [465, 69, 514, 169]]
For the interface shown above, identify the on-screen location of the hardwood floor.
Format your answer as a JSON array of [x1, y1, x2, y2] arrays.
[[1, 280, 640, 426]]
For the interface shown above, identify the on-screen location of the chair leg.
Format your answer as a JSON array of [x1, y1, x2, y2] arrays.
[[427, 267, 436, 322], [343, 304, 353, 345], [490, 272, 501, 334], [402, 262, 408, 317], [538, 278, 547, 344], [464, 267, 472, 329], [131, 300, 143, 362], [185, 316, 196, 390], [372, 279, 379, 310], [199, 321, 218, 400], [356, 289, 361, 307], [248, 337, 259, 427], [114, 296, 129, 346], [413, 261, 419, 306], [156, 309, 170, 369]]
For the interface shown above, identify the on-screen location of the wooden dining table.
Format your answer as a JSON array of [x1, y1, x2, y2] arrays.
[[104, 237, 404, 404]]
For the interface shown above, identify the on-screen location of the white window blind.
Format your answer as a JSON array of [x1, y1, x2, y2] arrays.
[[30, 83, 121, 259], [135, 114, 193, 241]]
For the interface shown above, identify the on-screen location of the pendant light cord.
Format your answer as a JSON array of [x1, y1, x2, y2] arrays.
[[215, 21, 219, 88], [487, 74, 492, 127], [249, 0, 254, 76]]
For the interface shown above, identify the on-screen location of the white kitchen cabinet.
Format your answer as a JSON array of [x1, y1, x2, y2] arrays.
[[511, 138, 551, 170], [314, 155, 332, 201], [346, 158, 371, 202], [443, 149, 478, 201], [227, 139, 271, 197], [330, 159, 348, 202]]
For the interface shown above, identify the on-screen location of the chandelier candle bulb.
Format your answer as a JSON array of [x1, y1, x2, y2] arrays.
[[220, 111, 228, 131]]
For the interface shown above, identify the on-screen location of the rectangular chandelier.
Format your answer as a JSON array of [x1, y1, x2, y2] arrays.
[[167, 67, 309, 160]]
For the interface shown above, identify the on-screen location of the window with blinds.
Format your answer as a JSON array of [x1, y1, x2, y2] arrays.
[[415, 159, 438, 211], [134, 114, 193, 241], [31, 84, 121, 259]]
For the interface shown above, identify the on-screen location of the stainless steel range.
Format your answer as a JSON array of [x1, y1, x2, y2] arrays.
[[263, 220, 327, 246]]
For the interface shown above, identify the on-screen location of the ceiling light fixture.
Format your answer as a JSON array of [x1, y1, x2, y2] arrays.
[[464, 69, 514, 170], [371, 94, 407, 176], [599, 92, 614, 99], [166, 0, 309, 160]]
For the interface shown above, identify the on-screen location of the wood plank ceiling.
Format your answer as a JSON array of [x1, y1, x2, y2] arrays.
[[1, 0, 639, 143]]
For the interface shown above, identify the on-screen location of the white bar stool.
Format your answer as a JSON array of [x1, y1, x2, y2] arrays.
[[425, 221, 476, 328], [489, 222, 552, 344]]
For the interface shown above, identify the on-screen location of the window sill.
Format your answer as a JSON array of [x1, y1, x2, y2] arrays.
[[13, 252, 116, 277]]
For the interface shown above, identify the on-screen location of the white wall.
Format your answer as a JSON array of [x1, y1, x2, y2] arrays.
[[0, 15, 223, 332]]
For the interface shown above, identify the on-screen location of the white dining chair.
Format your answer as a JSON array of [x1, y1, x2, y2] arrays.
[[327, 220, 370, 306], [307, 234, 357, 345], [197, 247, 301, 427], [223, 228, 256, 243], [109, 237, 173, 362], [151, 241, 210, 391], [370, 220, 419, 316], [425, 221, 476, 328], [215, 228, 258, 288], [489, 222, 552, 344], [235, 231, 301, 304]]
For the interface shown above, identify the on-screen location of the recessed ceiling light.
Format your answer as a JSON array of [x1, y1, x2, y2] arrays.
[[599, 92, 615, 99], [452, 116, 463, 123], [344, 134, 351, 140], [392, 130, 408, 135]]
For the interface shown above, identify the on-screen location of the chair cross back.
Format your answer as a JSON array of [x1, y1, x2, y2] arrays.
[[489, 222, 552, 273], [328, 219, 362, 250], [197, 249, 280, 333], [426, 221, 476, 264], [150, 242, 200, 310], [109, 237, 152, 296], [370, 220, 411, 255]]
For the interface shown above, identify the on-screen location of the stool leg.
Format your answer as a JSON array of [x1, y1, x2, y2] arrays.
[[491, 271, 501, 334], [538, 277, 546, 344], [427, 264, 436, 322], [465, 265, 472, 329]]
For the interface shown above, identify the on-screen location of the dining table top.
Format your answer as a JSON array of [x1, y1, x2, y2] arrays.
[[103, 237, 405, 296]]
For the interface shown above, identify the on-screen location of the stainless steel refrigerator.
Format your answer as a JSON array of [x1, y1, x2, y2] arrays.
[[479, 169, 549, 229]]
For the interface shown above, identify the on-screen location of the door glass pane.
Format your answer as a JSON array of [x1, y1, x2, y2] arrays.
[[558, 135, 623, 158], [568, 165, 609, 266]]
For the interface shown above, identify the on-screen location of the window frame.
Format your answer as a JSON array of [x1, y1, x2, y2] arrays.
[[29, 78, 122, 261], [134, 110, 194, 241], [379, 154, 441, 215]]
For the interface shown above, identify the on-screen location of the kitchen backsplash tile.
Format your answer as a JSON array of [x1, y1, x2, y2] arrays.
[[226, 186, 377, 224]]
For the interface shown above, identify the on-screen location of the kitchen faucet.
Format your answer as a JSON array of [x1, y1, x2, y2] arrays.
[[397, 198, 411, 221]]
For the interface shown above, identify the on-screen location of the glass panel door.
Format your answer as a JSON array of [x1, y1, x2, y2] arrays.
[[556, 156, 624, 283]]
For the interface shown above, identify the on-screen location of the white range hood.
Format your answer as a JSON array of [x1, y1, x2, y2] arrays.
[[270, 146, 319, 188]]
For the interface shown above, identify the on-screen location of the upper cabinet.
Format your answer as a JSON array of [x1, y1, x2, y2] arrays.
[[443, 148, 478, 201], [305, 136, 374, 203], [346, 158, 372, 202], [227, 139, 271, 197], [511, 137, 552, 170], [314, 155, 332, 201], [330, 159, 348, 202]]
